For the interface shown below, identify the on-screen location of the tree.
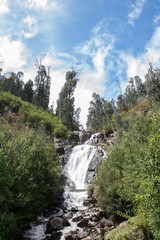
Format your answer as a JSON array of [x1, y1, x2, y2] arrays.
[[22, 79, 34, 103], [33, 55, 51, 110], [56, 70, 79, 130], [125, 78, 138, 109], [134, 76, 146, 98], [145, 63, 160, 102], [86, 93, 105, 132], [116, 94, 128, 112], [0, 71, 24, 98]]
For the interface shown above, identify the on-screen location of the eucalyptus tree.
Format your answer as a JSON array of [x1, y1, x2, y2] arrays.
[[145, 64, 160, 102], [86, 93, 105, 132], [124, 78, 138, 109], [0, 71, 24, 97], [56, 70, 79, 130], [23, 79, 34, 103], [34, 55, 51, 110]]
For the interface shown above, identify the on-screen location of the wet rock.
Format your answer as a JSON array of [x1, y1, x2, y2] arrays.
[[65, 229, 78, 240], [83, 199, 90, 206], [43, 208, 63, 218], [90, 215, 100, 222], [77, 231, 88, 239], [50, 231, 62, 240], [71, 207, 78, 212], [72, 215, 83, 222], [63, 212, 73, 220], [77, 218, 89, 227], [46, 217, 63, 233], [65, 235, 75, 240], [99, 218, 114, 228], [65, 178, 76, 191], [63, 218, 71, 227]]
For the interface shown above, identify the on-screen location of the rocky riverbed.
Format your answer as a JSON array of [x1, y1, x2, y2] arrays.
[[40, 196, 116, 240]]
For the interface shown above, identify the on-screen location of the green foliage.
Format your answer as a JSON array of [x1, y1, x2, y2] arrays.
[[105, 217, 146, 240], [95, 113, 160, 238], [87, 93, 115, 133], [33, 63, 51, 110], [0, 120, 62, 239], [0, 91, 67, 137], [135, 118, 160, 239], [54, 124, 67, 138], [56, 70, 80, 130], [87, 93, 105, 132]]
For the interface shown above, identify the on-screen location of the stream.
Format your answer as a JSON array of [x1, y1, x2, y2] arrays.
[[23, 134, 106, 240]]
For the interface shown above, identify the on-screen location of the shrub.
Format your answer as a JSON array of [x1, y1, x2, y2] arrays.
[[54, 124, 67, 138]]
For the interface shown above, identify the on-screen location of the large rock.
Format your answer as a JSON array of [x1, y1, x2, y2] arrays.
[[63, 218, 71, 227], [99, 218, 114, 228], [77, 231, 88, 239], [63, 212, 73, 220], [65, 229, 78, 240], [77, 218, 89, 228], [86, 146, 105, 184], [50, 231, 62, 240], [46, 217, 63, 233], [72, 214, 83, 222]]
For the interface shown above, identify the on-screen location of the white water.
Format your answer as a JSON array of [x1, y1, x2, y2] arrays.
[[63, 144, 97, 209], [23, 135, 98, 239]]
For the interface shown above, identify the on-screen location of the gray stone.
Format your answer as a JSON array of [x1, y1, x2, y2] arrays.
[[63, 212, 73, 220], [77, 231, 88, 239], [77, 218, 89, 228], [72, 215, 83, 222], [46, 217, 63, 233]]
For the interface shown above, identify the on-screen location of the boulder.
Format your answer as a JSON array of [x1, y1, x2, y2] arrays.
[[65, 229, 78, 240], [71, 207, 78, 212], [63, 218, 71, 227], [65, 235, 75, 240], [77, 231, 88, 239], [63, 212, 73, 220], [99, 218, 114, 228], [77, 218, 89, 228], [46, 217, 63, 233], [50, 231, 62, 240], [72, 215, 83, 222]]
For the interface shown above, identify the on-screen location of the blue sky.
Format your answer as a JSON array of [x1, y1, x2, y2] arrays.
[[0, 0, 160, 127]]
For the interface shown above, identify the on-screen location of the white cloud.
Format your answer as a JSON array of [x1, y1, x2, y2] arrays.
[[22, 15, 38, 39], [0, 0, 9, 15], [74, 19, 116, 126], [128, 0, 146, 25], [154, 14, 160, 25], [120, 26, 160, 84], [22, 30, 38, 39], [146, 27, 160, 63], [0, 35, 26, 72], [74, 85, 93, 128], [23, 15, 37, 29], [27, 0, 57, 10]]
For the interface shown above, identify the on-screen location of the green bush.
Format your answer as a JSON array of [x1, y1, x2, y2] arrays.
[[95, 113, 160, 238], [54, 124, 67, 138], [0, 122, 62, 239], [0, 91, 67, 138]]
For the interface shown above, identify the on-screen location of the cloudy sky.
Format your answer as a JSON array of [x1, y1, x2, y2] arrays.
[[0, 0, 160, 127]]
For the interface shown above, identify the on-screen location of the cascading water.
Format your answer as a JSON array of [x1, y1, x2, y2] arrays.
[[23, 134, 101, 240], [63, 144, 97, 210]]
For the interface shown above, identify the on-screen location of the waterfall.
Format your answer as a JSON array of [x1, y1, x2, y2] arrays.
[[23, 134, 101, 240], [63, 144, 97, 209]]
